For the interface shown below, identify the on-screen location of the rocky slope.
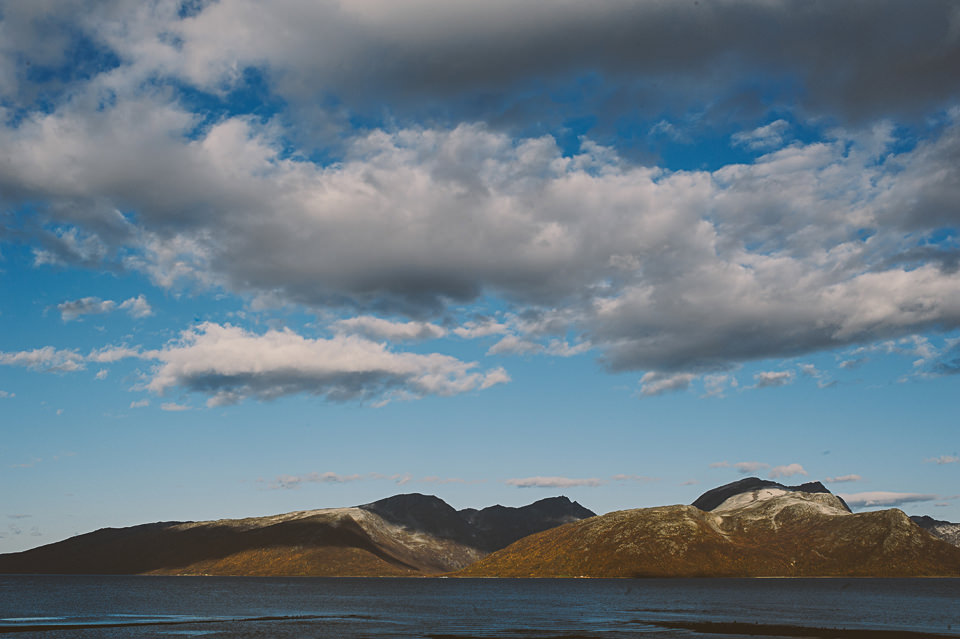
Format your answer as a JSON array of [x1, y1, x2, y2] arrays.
[[0, 494, 593, 576], [910, 515, 960, 548], [457, 480, 960, 578]]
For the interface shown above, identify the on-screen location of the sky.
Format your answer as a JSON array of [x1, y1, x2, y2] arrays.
[[1, 0, 959, 554]]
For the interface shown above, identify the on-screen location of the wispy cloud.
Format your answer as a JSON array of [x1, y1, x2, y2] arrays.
[[731, 119, 790, 150], [270, 472, 365, 490], [839, 491, 938, 508], [751, 370, 795, 389], [639, 372, 697, 396], [612, 474, 658, 483], [925, 455, 959, 465], [505, 476, 605, 488], [160, 402, 191, 412], [825, 474, 862, 483]]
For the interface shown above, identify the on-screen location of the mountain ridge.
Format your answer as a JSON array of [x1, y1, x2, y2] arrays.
[[0, 494, 595, 576], [457, 479, 960, 578]]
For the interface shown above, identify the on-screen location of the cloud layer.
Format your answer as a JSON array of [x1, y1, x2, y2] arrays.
[[1, 0, 959, 391]]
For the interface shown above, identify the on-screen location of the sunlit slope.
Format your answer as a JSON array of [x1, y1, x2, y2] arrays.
[[456, 491, 960, 577]]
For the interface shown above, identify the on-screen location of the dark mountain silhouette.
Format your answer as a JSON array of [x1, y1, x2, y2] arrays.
[[460, 496, 596, 551]]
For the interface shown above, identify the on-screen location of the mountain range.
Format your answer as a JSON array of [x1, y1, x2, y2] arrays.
[[458, 479, 960, 577], [2, 480, 958, 577], [0, 494, 593, 576]]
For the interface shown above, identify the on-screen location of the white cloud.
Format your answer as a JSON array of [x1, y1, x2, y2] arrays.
[[925, 455, 960, 465], [57, 295, 152, 321], [118, 295, 153, 319], [0, 347, 85, 373], [768, 463, 808, 479], [840, 491, 939, 508], [87, 346, 143, 363], [752, 370, 795, 389], [825, 474, 862, 483], [0, 390, 13, 399], [129, 399, 150, 408], [2, 3, 960, 384], [146, 322, 509, 406], [487, 335, 543, 356], [160, 402, 191, 412], [453, 320, 512, 339], [57, 297, 116, 322], [702, 373, 736, 398], [95, 369, 108, 380], [334, 316, 447, 341], [639, 371, 697, 396], [505, 476, 605, 488]]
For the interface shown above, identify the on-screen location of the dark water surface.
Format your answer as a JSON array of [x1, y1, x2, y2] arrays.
[[1, 576, 958, 638]]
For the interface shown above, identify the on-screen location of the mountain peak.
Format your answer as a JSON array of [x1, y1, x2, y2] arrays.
[[692, 477, 851, 513]]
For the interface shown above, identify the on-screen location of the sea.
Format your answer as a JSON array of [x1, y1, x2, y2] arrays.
[[0, 576, 958, 638]]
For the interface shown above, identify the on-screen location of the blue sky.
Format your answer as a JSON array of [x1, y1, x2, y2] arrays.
[[1, 0, 959, 553]]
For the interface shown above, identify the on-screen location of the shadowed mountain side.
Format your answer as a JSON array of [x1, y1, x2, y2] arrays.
[[910, 515, 960, 548], [456, 492, 960, 578], [459, 496, 596, 551], [359, 494, 480, 547], [0, 508, 482, 576], [359, 493, 597, 552]]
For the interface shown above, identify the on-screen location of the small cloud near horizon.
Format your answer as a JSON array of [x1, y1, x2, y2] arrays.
[[825, 474, 862, 483], [505, 476, 605, 488], [839, 491, 938, 508]]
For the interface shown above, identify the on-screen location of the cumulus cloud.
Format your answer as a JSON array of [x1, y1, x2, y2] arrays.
[[505, 476, 605, 488], [925, 455, 960, 465], [840, 491, 939, 508], [2, 0, 960, 391], [825, 474, 862, 483], [0, 390, 13, 398], [129, 399, 150, 408], [145, 322, 509, 406], [768, 463, 808, 479], [57, 295, 152, 321]]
